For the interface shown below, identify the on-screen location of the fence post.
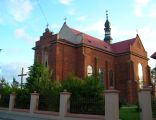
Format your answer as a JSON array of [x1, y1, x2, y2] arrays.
[[105, 89, 119, 120], [30, 91, 39, 114], [9, 93, 16, 111], [138, 87, 152, 120], [59, 89, 71, 119]]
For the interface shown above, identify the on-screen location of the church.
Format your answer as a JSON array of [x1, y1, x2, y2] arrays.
[[33, 13, 151, 103]]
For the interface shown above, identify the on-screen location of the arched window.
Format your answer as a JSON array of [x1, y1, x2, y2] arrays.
[[87, 65, 93, 76], [138, 63, 143, 89], [42, 47, 48, 67], [109, 70, 114, 87], [99, 68, 104, 85]]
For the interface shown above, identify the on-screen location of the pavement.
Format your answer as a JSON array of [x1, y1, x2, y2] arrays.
[[0, 110, 57, 120]]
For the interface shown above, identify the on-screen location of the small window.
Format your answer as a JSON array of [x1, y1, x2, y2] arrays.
[[42, 47, 49, 67], [99, 68, 104, 85], [109, 70, 114, 87], [87, 65, 93, 76], [138, 63, 143, 89]]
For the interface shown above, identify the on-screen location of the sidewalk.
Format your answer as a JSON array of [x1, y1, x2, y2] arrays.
[[0, 109, 104, 120], [0, 109, 57, 120]]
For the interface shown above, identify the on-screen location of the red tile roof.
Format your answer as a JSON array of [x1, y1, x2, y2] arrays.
[[151, 52, 156, 59], [111, 38, 135, 53], [82, 33, 113, 52], [70, 28, 81, 35], [66, 24, 136, 54]]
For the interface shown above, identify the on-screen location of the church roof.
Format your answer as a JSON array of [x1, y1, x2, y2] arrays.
[[61, 24, 136, 54], [82, 33, 112, 52], [151, 52, 156, 59], [111, 38, 135, 53]]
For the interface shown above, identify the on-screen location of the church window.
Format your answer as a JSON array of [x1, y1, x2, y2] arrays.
[[42, 47, 48, 67], [87, 65, 93, 76], [99, 68, 104, 85], [138, 63, 143, 89], [109, 70, 114, 87], [35, 53, 39, 62]]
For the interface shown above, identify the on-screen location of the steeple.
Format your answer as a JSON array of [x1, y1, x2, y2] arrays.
[[104, 11, 112, 44], [45, 24, 50, 32]]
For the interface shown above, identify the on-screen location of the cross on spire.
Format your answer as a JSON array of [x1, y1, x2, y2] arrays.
[[106, 10, 108, 20], [18, 67, 27, 89], [136, 29, 139, 35], [46, 23, 49, 28], [64, 17, 67, 24]]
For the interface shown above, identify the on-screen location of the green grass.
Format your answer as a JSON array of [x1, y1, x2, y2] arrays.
[[119, 106, 140, 120]]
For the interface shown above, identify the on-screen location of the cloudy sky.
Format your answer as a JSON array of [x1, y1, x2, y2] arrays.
[[0, 0, 156, 83]]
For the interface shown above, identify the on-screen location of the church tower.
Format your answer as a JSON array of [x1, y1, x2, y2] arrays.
[[104, 11, 113, 44]]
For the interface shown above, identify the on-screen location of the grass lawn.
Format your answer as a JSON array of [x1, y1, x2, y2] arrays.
[[119, 106, 140, 120]]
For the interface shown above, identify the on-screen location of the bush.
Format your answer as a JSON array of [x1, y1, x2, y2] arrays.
[[62, 75, 105, 115]]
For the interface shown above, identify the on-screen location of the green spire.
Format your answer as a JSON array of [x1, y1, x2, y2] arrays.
[[104, 11, 112, 44]]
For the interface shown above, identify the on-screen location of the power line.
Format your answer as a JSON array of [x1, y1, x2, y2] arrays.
[[36, 0, 49, 25]]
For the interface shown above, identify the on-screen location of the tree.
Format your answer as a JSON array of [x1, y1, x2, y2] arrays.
[[151, 67, 156, 84], [25, 62, 52, 93], [11, 77, 19, 90], [0, 77, 11, 95], [0, 77, 9, 89]]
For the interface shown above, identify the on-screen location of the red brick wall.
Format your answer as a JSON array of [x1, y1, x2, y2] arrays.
[[75, 46, 85, 78], [83, 46, 115, 89], [55, 42, 76, 80]]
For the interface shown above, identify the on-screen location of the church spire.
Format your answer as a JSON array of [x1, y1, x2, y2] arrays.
[[104, 11, 112, 44], [45, 24, 50, 32]]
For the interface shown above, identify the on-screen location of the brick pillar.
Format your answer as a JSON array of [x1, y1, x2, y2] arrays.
[[30, 91, 39, 114], [105, 89, 119, 120], [138, 87, 152, 120], [59, 89, 71, 119], [9, 93, 16, 111]]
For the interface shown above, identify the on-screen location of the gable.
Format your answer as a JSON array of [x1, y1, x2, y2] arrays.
[[58, 23, 82, 44], [130, 35, 147, 57]]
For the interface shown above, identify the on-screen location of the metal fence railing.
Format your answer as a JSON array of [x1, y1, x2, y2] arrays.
[[38, 95, 60, 112], [14, 94, 30, 109], [70, 96, 105, 115], [0, 94, 10, 108]]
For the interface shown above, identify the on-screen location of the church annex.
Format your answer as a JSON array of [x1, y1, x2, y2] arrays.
[[33, 14, 151, 103]]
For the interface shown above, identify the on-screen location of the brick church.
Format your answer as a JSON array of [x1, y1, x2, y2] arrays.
[[33, 13, 151, 103]]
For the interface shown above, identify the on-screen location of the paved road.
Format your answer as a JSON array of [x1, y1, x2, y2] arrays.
[[0, 111, 54, 120]]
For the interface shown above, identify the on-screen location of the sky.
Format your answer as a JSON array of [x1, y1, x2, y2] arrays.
[[0, 0, 156, 83]]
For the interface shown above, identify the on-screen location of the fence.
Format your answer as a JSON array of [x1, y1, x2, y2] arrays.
[[0, 94, 10, 108], [70, 96, 105, 115], [0, 88, 153, 120], [14, 93, 30, 109], [38, 94, 59, 112], [152, 96, 156, 118]]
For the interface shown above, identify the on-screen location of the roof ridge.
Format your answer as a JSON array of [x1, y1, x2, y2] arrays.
[[66, 24, 104, 41]]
